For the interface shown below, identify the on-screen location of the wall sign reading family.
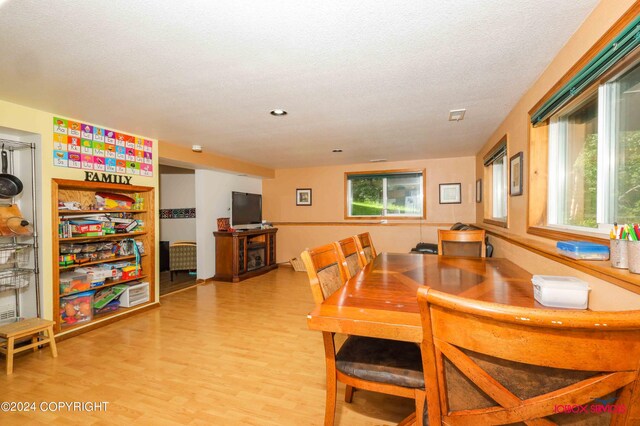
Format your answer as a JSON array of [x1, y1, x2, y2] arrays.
[[52, 117, 153, 176]]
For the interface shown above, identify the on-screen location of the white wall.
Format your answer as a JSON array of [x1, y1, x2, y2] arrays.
[[0, 128, 42, 320], [195, 169, 262, 279], [160, 173, 196, 242]]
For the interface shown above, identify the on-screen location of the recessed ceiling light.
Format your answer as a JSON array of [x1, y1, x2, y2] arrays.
[[332, 149, 343, 153], [270, 109, 287, 116], [448, 109, 466, 121], [370, 159, 387, 163]]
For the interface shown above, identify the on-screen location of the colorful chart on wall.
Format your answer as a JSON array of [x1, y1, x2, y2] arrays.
[[52, 117, 153, 177]]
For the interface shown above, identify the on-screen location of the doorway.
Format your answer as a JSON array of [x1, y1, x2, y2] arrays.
[[159, 165, 197, 295]]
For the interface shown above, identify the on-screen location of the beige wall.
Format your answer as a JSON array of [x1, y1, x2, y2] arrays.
[[159, 140, 274, 178], [0, 98, 159, 320], [474, 0, 640, 310], [263, 156, 476, 260]]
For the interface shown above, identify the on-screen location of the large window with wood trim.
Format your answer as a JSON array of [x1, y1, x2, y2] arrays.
[[547, 56, 640, 232], [345, 170, 425, 218], [483, 136, 508, 226], [529, 13, 640, 238]]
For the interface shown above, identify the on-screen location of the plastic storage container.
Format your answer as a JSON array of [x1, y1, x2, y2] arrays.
[[59, 272, 90, 294], [60, 290, 94, 326], [556, 241, 609, 260], [119, 282, 149, 307], [532, 275, 590, 309]]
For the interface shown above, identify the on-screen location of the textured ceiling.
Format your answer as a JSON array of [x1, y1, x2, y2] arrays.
[[0, 0, 599, 169]]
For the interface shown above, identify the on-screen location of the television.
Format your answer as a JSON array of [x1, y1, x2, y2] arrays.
[[231, 192, 262, 229]]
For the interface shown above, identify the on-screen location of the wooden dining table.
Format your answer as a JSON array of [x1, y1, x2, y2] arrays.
[[307, 252, 551, 345]]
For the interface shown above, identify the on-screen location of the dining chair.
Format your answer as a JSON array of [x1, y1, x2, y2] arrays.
[[301, 243, 426, 426], [335, 236, 365, 279], [354, 232, 377, 265], [417, 286, 640, 425], [437, 229, 486, 257]]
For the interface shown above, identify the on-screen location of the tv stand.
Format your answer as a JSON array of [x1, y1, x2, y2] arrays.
[[213, 228, 278, 282]]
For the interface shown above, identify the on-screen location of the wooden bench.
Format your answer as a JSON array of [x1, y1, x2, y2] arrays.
[[0, 318, 57, 375]]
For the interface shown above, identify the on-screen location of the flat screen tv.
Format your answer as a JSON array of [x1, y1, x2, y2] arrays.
[[231, 192, 262, 229]]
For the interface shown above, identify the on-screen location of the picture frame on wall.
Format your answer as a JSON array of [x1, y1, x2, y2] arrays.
[[296, 188, 312, 206], [439, 183, 461, 204], [510, 152, 523, 196], [476, 179, 482, 203]]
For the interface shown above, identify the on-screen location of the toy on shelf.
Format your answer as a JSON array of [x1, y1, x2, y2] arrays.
[[95, 192, 134, 210], [69, 220, 102, 237], [93, 284, 128, 312]]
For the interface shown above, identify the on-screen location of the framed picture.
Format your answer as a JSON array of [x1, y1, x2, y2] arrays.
[[476, 179, 482, 203], [439, 183, 461, 204], [296, 188, 312, 206], [510, 152, 523, 196]]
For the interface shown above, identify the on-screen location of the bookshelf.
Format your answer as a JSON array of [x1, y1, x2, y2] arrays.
[[51, 178, 157, 335]]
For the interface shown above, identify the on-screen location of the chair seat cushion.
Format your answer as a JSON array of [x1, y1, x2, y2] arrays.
[[336, 336, 424, 389]]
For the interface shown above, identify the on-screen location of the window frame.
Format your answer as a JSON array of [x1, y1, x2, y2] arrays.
[[527, 11, 640, 243], [343, 169, 426, 220], [483, 135, 509, 228]]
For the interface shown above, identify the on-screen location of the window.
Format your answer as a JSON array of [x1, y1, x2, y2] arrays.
[[548, 92, 598, 228], [483, 136, 508, 225], [548, 59, 640, 232], [345, 170, 424, 218]]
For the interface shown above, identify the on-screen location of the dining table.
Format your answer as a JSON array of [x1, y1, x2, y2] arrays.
[[306, 253, 561, 425], [306, 253, 640, 426], [307, 252, 551, 345]]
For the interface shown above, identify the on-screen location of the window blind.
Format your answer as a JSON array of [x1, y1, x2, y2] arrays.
[[531, 16, 640, 127], [483, 140, 507, 167], [347, 172, 422, 180]]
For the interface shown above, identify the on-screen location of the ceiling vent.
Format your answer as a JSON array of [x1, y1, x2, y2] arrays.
[[448, 109, 466, 122]]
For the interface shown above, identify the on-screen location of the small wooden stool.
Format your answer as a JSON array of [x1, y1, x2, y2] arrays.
[[0, 318, 57, 375]]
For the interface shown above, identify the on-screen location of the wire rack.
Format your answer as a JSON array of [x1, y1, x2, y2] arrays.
[[0, 138, 34, 151], [0, 243, 32, 269], [0, 269, 32, 292]]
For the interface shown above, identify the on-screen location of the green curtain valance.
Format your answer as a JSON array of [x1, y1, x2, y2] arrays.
[[531, 15, 640, 126], [483, 140, 507, 167], [347, 172, 422, 180]]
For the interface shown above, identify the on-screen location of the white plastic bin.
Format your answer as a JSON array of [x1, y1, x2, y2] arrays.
[[119, 282, 150, 307], [531, 275, 590, 309]]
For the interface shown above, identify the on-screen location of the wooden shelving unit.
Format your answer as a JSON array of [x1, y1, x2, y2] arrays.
[[213, 228, 277, 282], [52, 179, 156, 335]]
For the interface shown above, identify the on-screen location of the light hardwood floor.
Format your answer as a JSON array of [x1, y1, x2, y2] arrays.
[[0, 267, 413, 425]]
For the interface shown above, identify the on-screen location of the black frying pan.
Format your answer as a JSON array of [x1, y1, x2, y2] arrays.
[[0, 148, 23, 198]]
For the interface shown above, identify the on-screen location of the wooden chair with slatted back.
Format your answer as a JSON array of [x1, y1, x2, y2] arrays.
[[437, 229, 486, 257], [301, 243, 350, 305], [355, 232, 377, 265], [335, 236, 366, 280], [301, 244, 425, 426], [417, 286, 640, 425]]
